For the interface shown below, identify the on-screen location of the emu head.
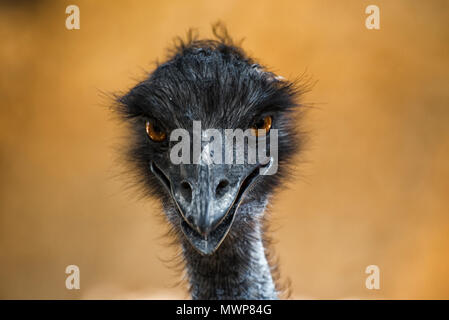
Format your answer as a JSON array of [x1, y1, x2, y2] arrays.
[[115, 29, 302, 255]]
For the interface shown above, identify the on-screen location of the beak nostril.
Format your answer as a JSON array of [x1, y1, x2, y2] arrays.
[[215, 179, 230, 198], [179, 181, 192, 203], [181, 181, 190, 189]]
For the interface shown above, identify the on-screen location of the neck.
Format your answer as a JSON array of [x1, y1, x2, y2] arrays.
[[181, 215, 278, 300]]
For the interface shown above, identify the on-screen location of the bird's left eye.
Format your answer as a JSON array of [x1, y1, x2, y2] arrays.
[[146, 120, 166, 142], [250, 116, 272, 137]]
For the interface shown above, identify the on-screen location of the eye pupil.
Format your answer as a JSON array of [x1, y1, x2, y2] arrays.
[[251, 116, 272, 137], [153, 124, 161, 132], [255, 119, 265, 129]]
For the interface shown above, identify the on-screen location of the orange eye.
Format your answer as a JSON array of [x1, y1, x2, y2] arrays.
[[251, 116, 272, 137], [146, 120, 166, 142]]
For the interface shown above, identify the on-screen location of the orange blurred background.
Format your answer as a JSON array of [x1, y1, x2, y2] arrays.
[[1, 0, 448, 299]]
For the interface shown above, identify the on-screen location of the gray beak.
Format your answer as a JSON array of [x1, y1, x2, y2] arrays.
[[151, 161, 263, 255]]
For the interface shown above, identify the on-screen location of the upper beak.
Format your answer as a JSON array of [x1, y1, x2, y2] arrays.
[[151, 161, 262, 255]]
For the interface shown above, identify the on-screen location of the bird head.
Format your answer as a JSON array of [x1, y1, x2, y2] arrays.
[[115, 25, 303, 255]]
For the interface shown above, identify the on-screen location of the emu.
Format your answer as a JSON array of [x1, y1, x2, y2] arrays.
[[114, 25, 304, 300]]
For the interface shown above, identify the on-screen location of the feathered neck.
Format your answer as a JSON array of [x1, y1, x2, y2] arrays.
[[180, 204, 278, 300]]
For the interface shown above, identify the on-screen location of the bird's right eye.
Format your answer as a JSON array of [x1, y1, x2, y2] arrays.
[[146, 120, 166, 142]]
